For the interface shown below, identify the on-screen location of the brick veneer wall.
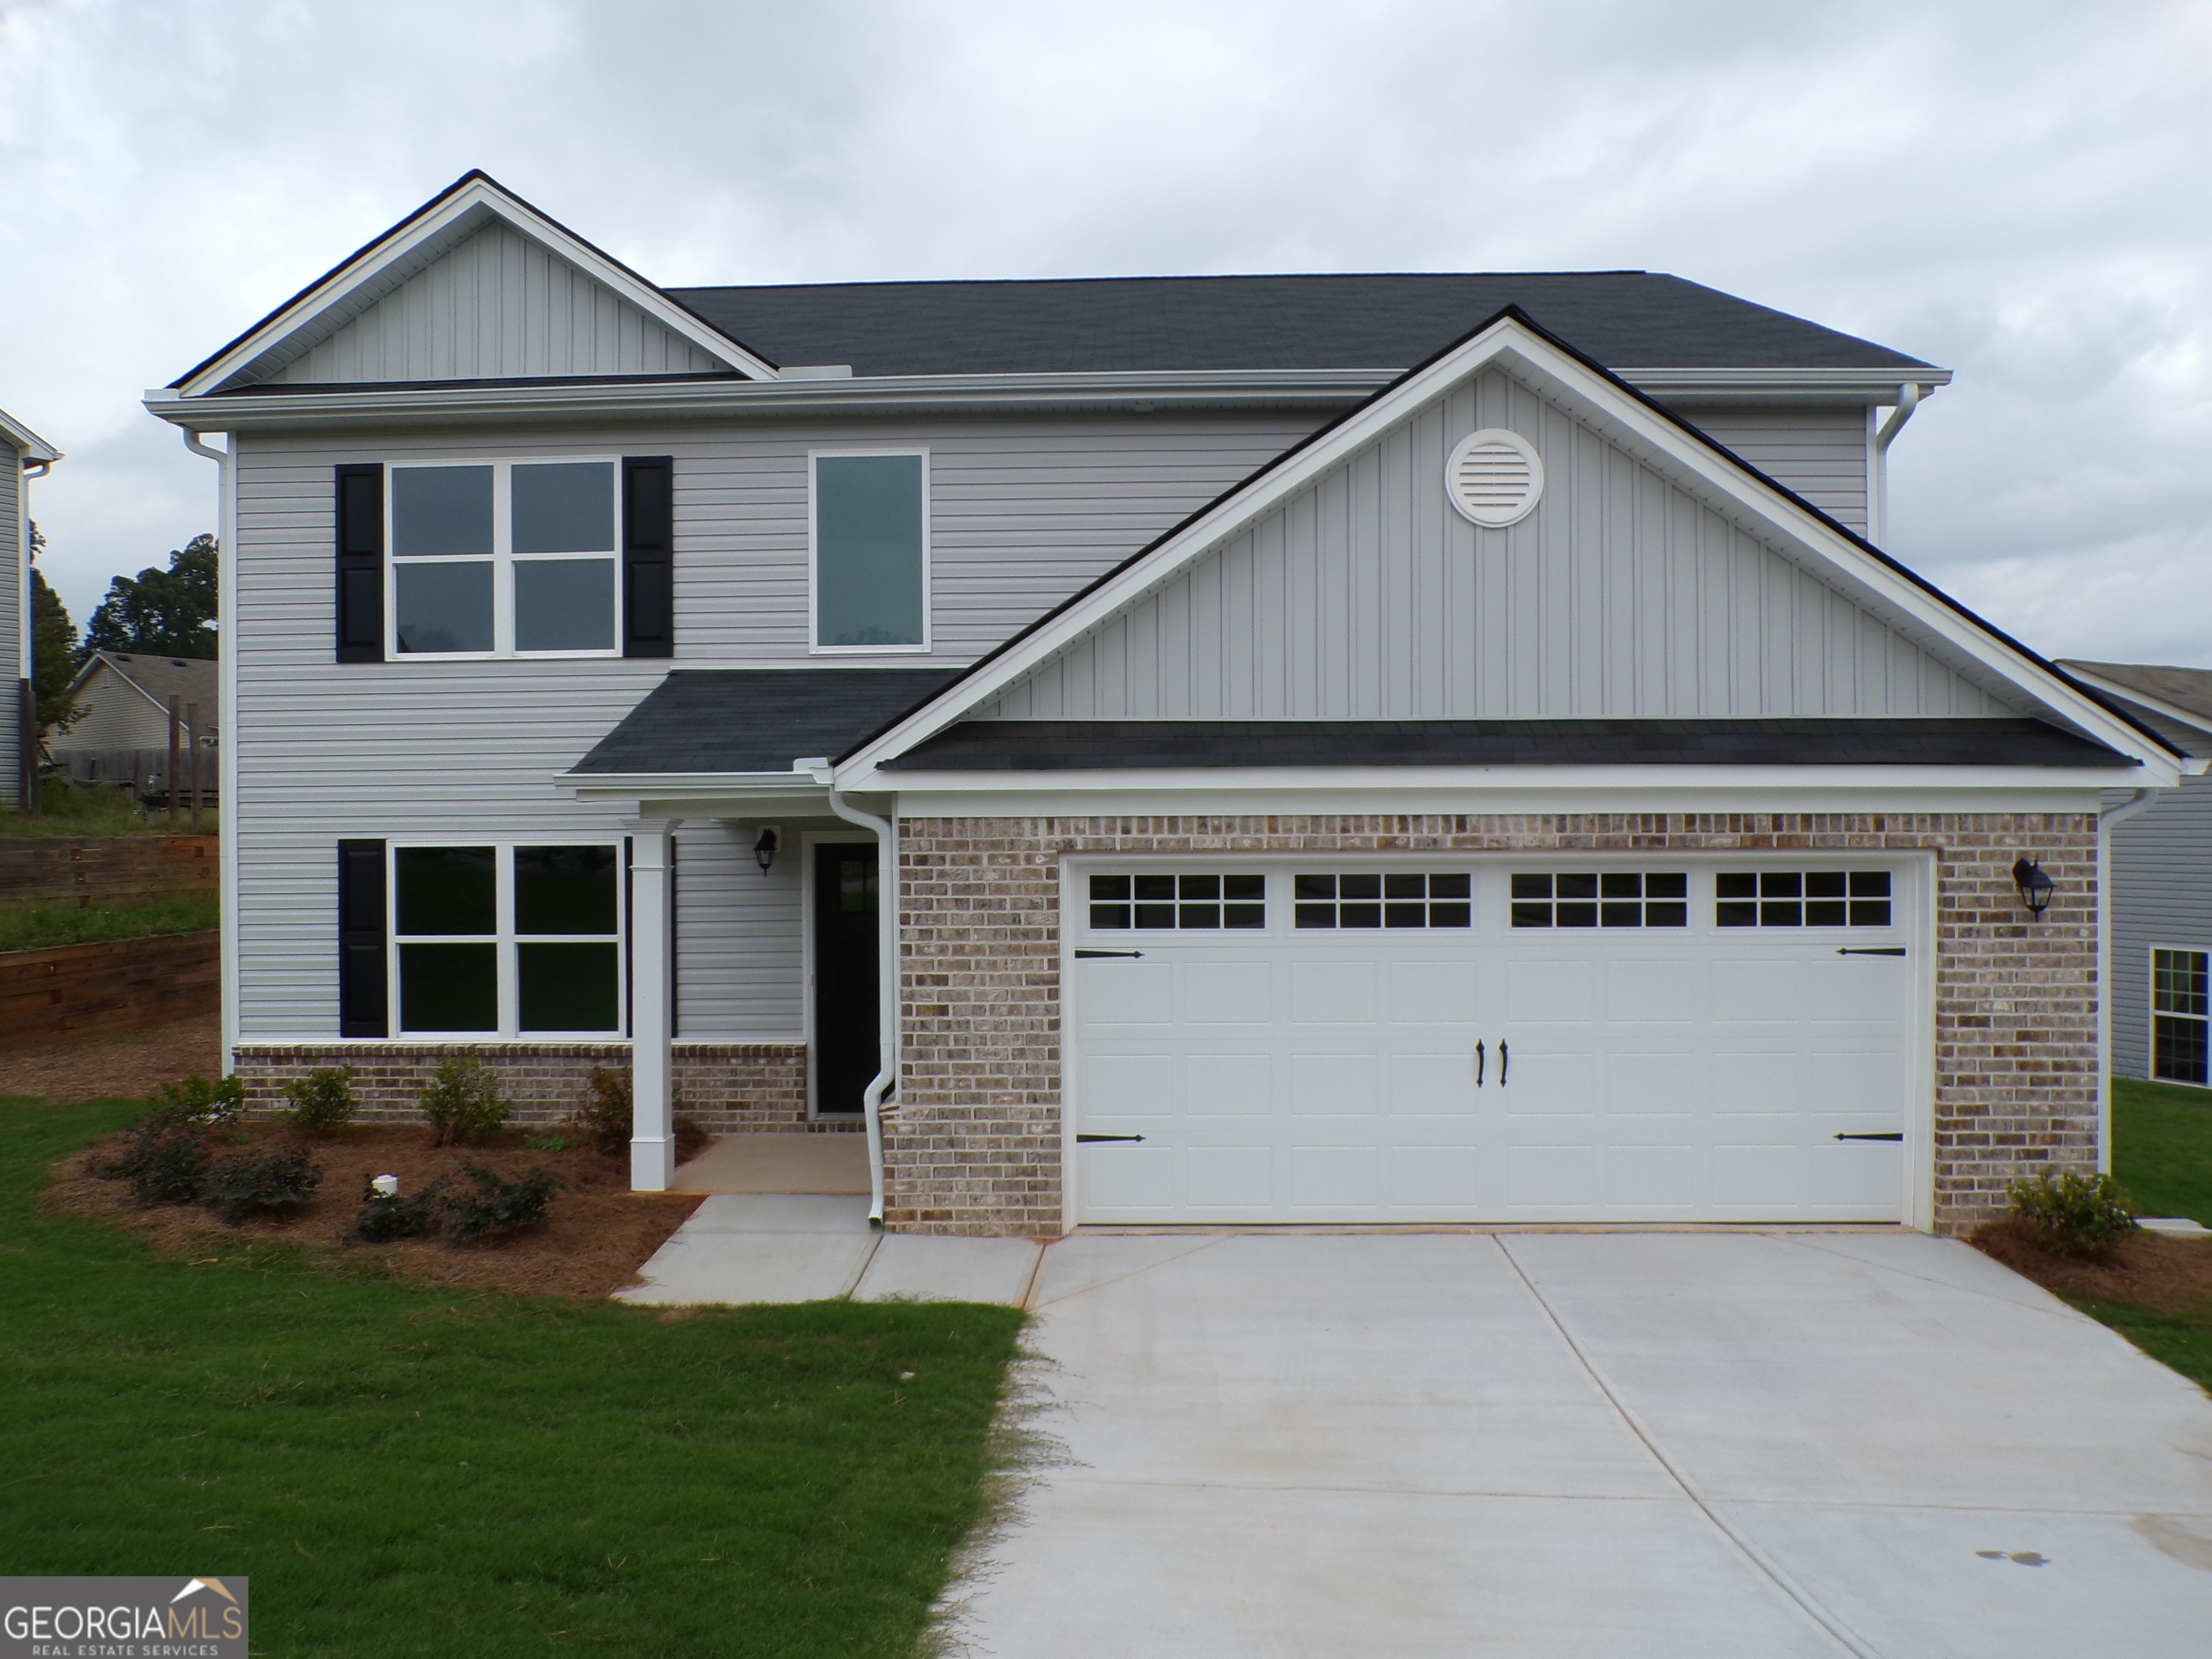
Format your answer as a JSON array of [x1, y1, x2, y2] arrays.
[[889, 813, 2100, 1237], [228, 1042, 855, 1134]]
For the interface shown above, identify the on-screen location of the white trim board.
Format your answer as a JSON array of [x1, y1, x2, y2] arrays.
[[833, 314, 2181, 786], [169, 172, 778, 395]]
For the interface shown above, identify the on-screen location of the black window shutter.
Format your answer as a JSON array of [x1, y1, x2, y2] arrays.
[[335, 464, 385, 663], [337, 839, 389, 1038], [622, 456, 675, 657]]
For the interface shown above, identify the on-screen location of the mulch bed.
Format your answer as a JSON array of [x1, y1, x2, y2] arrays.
[[45, 1120, 705, 1300], [0, 1011, 222, 1103], [1970, 1218, 2212, 1310]]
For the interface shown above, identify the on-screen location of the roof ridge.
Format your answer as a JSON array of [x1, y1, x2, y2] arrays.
[[667, 270, 1658, 296]]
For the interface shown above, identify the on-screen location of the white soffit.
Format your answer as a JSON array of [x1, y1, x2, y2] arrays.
[[171, 173, 779, 395], [839, 314, 2177, 778]]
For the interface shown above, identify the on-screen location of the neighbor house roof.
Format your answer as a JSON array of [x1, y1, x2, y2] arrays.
[[666, 271, 1941, 380], [570, 669, 963, 777], [2056, 660, 2212, 758], [0, 405, 60, 464], [69, 651, 220, 730]]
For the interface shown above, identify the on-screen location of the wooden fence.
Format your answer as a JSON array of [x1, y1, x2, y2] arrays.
[[48, 746, 220, 811], [0, 929, 221, 1052], [0, 835, 220, 908]]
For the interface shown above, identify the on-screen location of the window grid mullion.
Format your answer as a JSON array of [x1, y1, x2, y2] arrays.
[[496, 846, 518, 1037]]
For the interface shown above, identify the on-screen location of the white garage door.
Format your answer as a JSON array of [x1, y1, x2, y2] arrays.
[[1069, 862, 1920, 1225]]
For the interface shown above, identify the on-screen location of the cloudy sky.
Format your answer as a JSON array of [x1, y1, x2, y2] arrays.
[[3, 0, 2208, 664]]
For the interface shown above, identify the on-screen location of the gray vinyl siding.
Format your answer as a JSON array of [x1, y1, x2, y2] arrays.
[[2108, 775, 2212, 1082], [266, 222, 728, 385], [50, 665, 172, 751], [1, 446, 19, 806], [227, 409, 1317, 1037], [1675, 403, 1869, 530], [981, 369, 2009, 722]]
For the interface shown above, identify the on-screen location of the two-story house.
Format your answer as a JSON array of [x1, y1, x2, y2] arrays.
[[5, 404, 61, 809], [145, 172, 2188, 1238]]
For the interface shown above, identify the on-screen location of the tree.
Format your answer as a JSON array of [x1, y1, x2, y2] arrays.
[[27, 522, 86, 739], [81, 534, 219, 661]]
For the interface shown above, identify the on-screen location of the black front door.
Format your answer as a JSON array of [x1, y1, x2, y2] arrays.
[[812, 842, 878, 1115]]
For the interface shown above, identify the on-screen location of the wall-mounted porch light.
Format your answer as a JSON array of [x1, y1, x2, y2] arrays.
[[754, 827, 781, 876], [2010, 857, 2055, 919]]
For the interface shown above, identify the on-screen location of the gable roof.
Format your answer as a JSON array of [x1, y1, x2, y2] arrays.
[[0, 405, 59, 464], [70, 651, 220, 725], [169, 171, 780, 395], [835, 307, 2178, 781], [2059, 660, 2212, 731], [666, 271, 1941, 381]]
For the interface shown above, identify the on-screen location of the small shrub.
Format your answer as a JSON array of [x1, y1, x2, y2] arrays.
[[145, 1074, 246, 1130], [112, 1125, 216, 1207], [2008, 1169, 2139, 1259], [444, 1164, 565, 1245], [200, 1148, 324, 1223], [566, 1067, 632, 1156], [523, 1133, 570, 1151], [419, 1052, 511, 1146], [280, 1065, 359, 1136], [350, 1175, 452, 1244]]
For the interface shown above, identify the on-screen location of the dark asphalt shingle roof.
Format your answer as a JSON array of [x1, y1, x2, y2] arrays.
[[569, 670, 963, 775], [2059, 660, 2212, 725], [665, 272, 1937, 379], [881, 719, 2131, 772]]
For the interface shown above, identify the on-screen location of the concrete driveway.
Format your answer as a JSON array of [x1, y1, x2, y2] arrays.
[[950, 1231, 2212, 1658]]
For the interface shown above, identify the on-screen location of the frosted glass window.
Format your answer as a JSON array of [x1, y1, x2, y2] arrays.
[[814, 453, 926, 649]]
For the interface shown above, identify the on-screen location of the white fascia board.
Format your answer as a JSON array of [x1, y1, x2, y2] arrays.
[[853, 762, 2161, 795], [558, 772, 832, 807], [0, 407, 60, 463], [143, 367, 1382, 431], [168, 178, 778, 396], [837, 317, 2174, 780], [1619, 366, 1952, 406], [2059, 665, 2212, 737], [891, 783, 2111, 818]]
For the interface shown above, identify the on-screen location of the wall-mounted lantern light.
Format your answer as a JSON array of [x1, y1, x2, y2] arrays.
[[754, 827, 781, 876], [2010, 857, 2055, 919]]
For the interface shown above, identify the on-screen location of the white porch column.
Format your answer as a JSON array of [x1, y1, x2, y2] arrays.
[[629, 819, 677, 1191]]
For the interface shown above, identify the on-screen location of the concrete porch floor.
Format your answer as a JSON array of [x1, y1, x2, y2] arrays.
[[670, 1131, 870, 1195]]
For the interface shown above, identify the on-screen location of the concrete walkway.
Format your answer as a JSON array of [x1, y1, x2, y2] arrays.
[[951, 1232, 2212, 1658]]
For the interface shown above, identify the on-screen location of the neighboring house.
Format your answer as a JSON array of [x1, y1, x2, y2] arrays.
[[4, 404, 61, 809], [144, 171, 2187, 1238], [53, 650, 220, 752], [2056, 660, 2212, 1092]]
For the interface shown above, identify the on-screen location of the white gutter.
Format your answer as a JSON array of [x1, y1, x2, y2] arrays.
[[181, 428, 238, 1078], [2096, 787, 2164, 1173], [1869, 382, 1923, 546], [822, 781, 896, 1228]]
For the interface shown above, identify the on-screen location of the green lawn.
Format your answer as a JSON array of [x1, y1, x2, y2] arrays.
[[4, 776, 219, 836], [2112, 1075, 2212, 1226], [0, 1097, 1023, 1658], [0, 891, 220, 951]]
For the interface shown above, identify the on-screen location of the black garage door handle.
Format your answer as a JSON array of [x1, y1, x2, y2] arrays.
[[1075, 948, 1144, 959], [1837, 948, 1907, 957], [1076, 1133, 1146, 1143], [1834, 1132, 1904, 1141]]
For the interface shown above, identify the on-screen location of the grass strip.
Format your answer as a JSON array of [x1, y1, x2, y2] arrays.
[[0, 1097, 1022, 1658], [0, 891, 222, 952], [2113, 1076, 2212, 1227], [2057, 1295, 2212, 1394]]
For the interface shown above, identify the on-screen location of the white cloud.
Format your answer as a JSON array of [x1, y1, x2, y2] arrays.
[[2, 0, 2208, 662]]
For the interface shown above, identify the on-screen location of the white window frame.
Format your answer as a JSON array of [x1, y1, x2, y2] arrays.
[[807, 447, 932, 656], [387, 839, 629, 1039], [385, 457, 624, 661], [2150, 944, 2211, 1088]]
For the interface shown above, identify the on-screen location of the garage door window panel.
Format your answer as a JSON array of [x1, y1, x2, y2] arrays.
[[1511, 873, 1687, 929], [1089, 873, 1264, 930], [1293, 873, 1471, 929], [1717, 871, 1892, 928]]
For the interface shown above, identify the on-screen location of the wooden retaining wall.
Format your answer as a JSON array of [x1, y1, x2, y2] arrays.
[[0, 930, 221, 1052], [0, 835, 219, 907]]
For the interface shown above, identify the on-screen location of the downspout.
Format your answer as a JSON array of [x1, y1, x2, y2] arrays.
[[19, 458, 53, 812], [824, 783, 895, 1228], [2096, 788, 2162, 1174], [1869, 382, 1921, 547], [181, 429, 238, 1079]]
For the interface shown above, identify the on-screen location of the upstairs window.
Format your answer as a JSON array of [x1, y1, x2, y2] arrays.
[[811, 451, 928, 652], [390, 460, 619, 657]]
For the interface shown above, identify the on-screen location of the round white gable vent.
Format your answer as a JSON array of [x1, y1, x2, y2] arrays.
[[1444, 428, 1545, 529]]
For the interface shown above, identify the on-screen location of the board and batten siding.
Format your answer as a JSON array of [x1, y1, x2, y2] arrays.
[[978, 369, 2012, 723], [226, 409, 1320, 1038], [2108, 773, 2212, 1082], [265, 222, 729, 386], [1673, 403, 1869, 531]]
